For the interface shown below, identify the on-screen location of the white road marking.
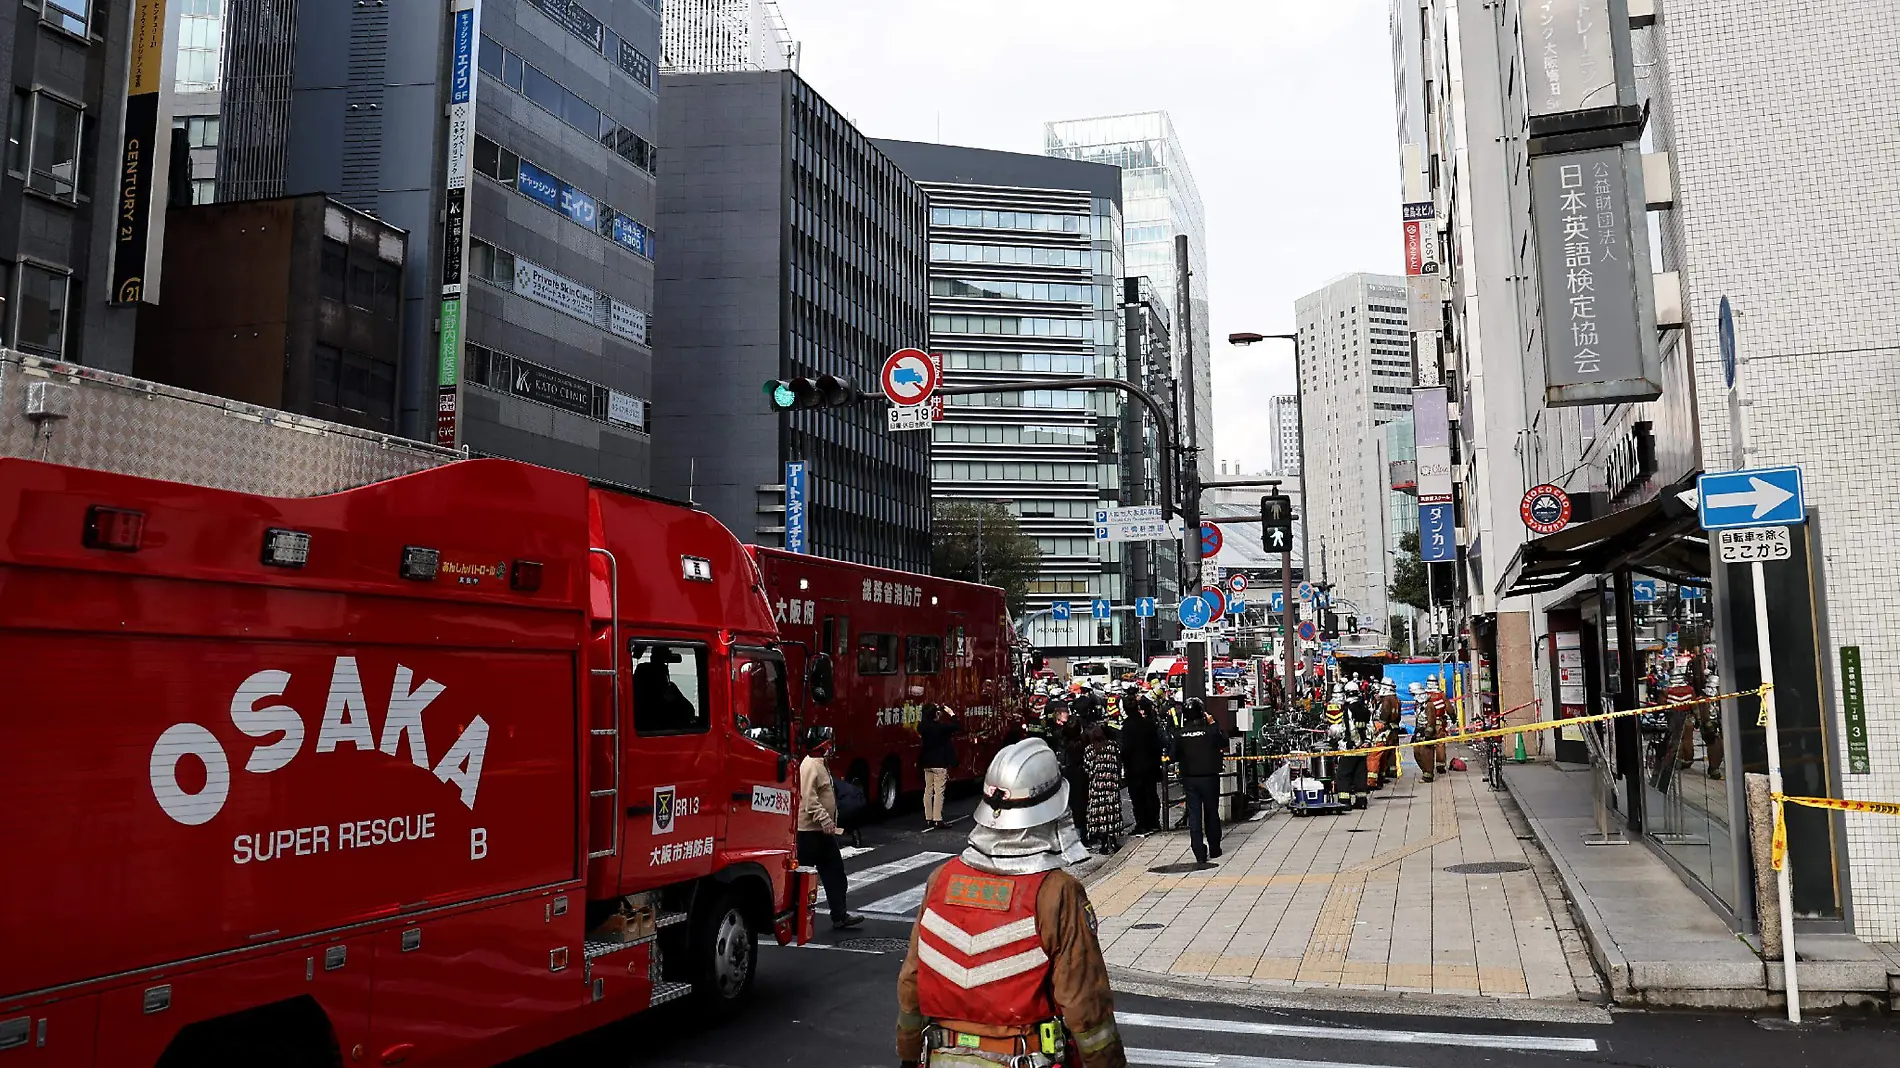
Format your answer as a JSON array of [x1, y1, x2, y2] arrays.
[[859, 882, 930, 916], [816, 850, 952, 908], [1118, 1013, 1599, 1053], [762, 942, 883, 955], [1128, 1049, 1400, 1068], [839, 845, 876, 859]]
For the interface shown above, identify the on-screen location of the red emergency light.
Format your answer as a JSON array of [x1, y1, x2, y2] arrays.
[[82, 506, 145, 552]]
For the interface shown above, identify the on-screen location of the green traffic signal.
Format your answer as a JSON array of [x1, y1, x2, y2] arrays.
[[765, 380, 798, 410], [764, 375, 858, 412]]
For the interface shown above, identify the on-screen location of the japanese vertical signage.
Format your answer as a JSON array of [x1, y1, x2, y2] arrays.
[[1529, 145, 1659, 406], [1841, 646, 1868, 774], [437, 0, 481, 447], [1529, 0, 1617, 117], [110, 0, 177, 304], [784, 462, 807, 554], [1402, 201, 1437, 277], [1414, 386, 1455, 563]]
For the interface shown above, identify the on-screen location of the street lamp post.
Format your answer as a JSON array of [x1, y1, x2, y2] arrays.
[[1230, 331, 1306, 716]]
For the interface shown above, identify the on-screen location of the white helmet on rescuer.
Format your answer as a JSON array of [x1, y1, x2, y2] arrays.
[[964, 738, 1090, 874], [973, 738, 1070, 830]]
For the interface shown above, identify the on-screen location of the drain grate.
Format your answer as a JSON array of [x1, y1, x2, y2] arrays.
[[835, 937, 911, 953], [1131, 923, 1165, 931], [1444, 861, 1532, 875]]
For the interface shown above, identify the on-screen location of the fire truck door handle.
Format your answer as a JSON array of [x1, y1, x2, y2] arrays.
[[380, 1043, 415, 1065], [731, 791, 750, 802], [625, 804, 653, 817]]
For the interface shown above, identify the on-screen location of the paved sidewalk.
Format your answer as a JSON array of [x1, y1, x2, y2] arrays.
[[1086, 767, 1602, 1002]]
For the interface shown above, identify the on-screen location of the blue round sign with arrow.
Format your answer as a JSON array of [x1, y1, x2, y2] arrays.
[[1177, 595, 1212, 630]]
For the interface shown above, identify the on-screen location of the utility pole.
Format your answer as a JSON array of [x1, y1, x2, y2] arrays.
[[1175, 233, 1205, 702]]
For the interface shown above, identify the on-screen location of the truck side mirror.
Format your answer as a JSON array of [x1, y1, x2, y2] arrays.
[[807, 653, 835, 706]]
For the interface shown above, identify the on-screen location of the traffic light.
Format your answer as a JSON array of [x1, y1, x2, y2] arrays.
[[1322, 611, 1341, 640], [1261, 493, 1293, 555], [763, 374, 859, 411]]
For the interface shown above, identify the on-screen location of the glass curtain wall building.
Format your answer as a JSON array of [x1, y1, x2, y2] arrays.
[[1044, 112, 1213, 481], [874, 140, 1128, 657], [171, 0, 226, 204]]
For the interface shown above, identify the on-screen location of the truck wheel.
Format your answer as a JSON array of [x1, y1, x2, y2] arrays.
[[690, 889, 757, 1004], [877, 760, 902, 816]]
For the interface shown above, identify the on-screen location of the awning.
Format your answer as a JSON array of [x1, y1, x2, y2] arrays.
[[1500, 475, 1709, 598]]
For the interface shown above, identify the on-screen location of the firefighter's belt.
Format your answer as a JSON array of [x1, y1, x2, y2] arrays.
[[926, 1023, 1061, 1068]]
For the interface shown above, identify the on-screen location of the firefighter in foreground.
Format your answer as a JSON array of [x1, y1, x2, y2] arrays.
[[895, 738, 1125, 1068]]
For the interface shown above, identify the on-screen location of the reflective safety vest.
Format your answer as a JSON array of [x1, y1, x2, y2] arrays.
[[916, 857, 1056, 1029]]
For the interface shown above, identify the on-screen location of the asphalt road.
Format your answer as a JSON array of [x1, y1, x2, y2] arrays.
[[512, 797, 1900, 1068]]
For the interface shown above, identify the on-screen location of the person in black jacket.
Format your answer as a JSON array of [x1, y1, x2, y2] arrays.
[[1120, 691, 1164, 834], [917, 704, 962, 830], [1171, 699, 1226, 866]]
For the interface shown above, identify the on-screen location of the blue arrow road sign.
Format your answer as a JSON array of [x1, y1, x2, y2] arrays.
[[1632, 579, 1657, 603], [1091, 598, 1112, 620], [1267, 591, 1285, 613], [1228, 598, 1247, 616], [1698, 466, 1804, 529], [1680, 585, 1705, 600], [1134, 597, 1156, 618], [1177, 595, 1212, 630], [1051, 601, 1072, 622]]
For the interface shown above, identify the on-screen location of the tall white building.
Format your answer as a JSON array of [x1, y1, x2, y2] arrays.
[[662, 0, 798, 73], [1269, 394, 1300, 475], [1295, 273, 1411, 634], [1043, 112, 1214, 480]]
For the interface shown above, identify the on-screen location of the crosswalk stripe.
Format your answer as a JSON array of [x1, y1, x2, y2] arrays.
[[816, 850, 952, 908], [860, 881, 930, 916], [1128, 1048, 1399, 1068], [1118, 1012, 1598, 1053]]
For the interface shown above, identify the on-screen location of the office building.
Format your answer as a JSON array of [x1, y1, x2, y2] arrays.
[[1122, 274, 1180, 632], [661, 0, 797, 73], [1044, 111, 1213, 481], [219, 0, 662, 485], [134, 195, 406, 433], [873, 139, 1127, 656], [1295, 272, 1411, 634], [1269, 393, 1300, 475], [653, 72, 930, 572], [171, 0, 224, 204], [2, 0, 142, 368]]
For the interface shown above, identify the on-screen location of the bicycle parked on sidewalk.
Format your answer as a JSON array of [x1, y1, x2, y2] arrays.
[[1475, 701, 1505, 791]]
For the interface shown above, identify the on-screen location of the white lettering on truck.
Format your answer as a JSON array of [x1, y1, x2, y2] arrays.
[[150, 657, 489, 826]]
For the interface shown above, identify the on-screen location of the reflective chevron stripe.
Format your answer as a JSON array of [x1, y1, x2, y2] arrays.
[[922, 908, 1040, 956], [918, 938, 1050, 990]]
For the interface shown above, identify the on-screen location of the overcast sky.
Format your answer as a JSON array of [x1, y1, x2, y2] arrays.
[[772, 0, 1405, 470]]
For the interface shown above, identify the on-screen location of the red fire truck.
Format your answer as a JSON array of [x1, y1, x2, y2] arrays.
[[749, 547, 1027, 816], [0, 354, 819, 1066]]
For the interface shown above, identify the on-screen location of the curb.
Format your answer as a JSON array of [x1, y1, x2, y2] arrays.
[[1106, 966, 1614, 1025], [1500, 768, 1631, 998]]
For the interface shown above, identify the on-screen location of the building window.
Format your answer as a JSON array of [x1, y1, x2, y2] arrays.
[[175, 0, 225, 92], [319, 240, 347, 302], [40, 0, 90, 37], [14, 262, 71, 358], [174, 116, 220, 150], [22, 93, 83, 201], [190, 178, 216, 204], [312, 343, 340, 407]]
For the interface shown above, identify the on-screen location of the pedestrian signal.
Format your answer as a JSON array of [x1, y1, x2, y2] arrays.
[[1261, 493, 1294, 555]]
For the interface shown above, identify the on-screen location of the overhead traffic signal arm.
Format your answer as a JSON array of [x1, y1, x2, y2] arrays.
[[763, 373, 863, 411]]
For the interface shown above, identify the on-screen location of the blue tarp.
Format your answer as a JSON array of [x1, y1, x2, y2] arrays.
[[1383, 661, 1470, 717]]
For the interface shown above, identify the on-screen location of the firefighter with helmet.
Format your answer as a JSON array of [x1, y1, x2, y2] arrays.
[[896, 738, 1125, 1068]]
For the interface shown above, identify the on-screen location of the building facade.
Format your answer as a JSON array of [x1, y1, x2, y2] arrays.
[[134, 195, 406, 432], [1044, 112, 1214, 482], [1295, 273, 1411, 636], [653, 72, 930, 572], [171, 0, 224, 204], [1396, 0, 1900, 945], [1269, 393, 1300, 475], [219, 0, 662, 485], [660, 0, 796, 73], [872, 139, 1129, 656], [2, 0, 141, 369]]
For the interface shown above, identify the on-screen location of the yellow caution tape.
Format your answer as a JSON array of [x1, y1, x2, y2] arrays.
[[1237, 684, 1773, 762], [1769, 792, 1900, 871]]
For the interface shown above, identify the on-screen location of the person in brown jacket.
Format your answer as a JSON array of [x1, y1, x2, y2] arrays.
[[896, 739, 1124, 1068], [797, 725, 863, 930]]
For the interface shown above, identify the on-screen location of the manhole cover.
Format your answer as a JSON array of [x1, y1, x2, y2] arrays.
[[1148, 862, 1214, 874], [1444, 861, 1531, 875], [836, 937, 910, 953], [1131, 923, 1165, 931]]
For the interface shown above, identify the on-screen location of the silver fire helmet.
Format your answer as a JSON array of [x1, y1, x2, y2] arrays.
[[973, 738, 1070, 831]]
